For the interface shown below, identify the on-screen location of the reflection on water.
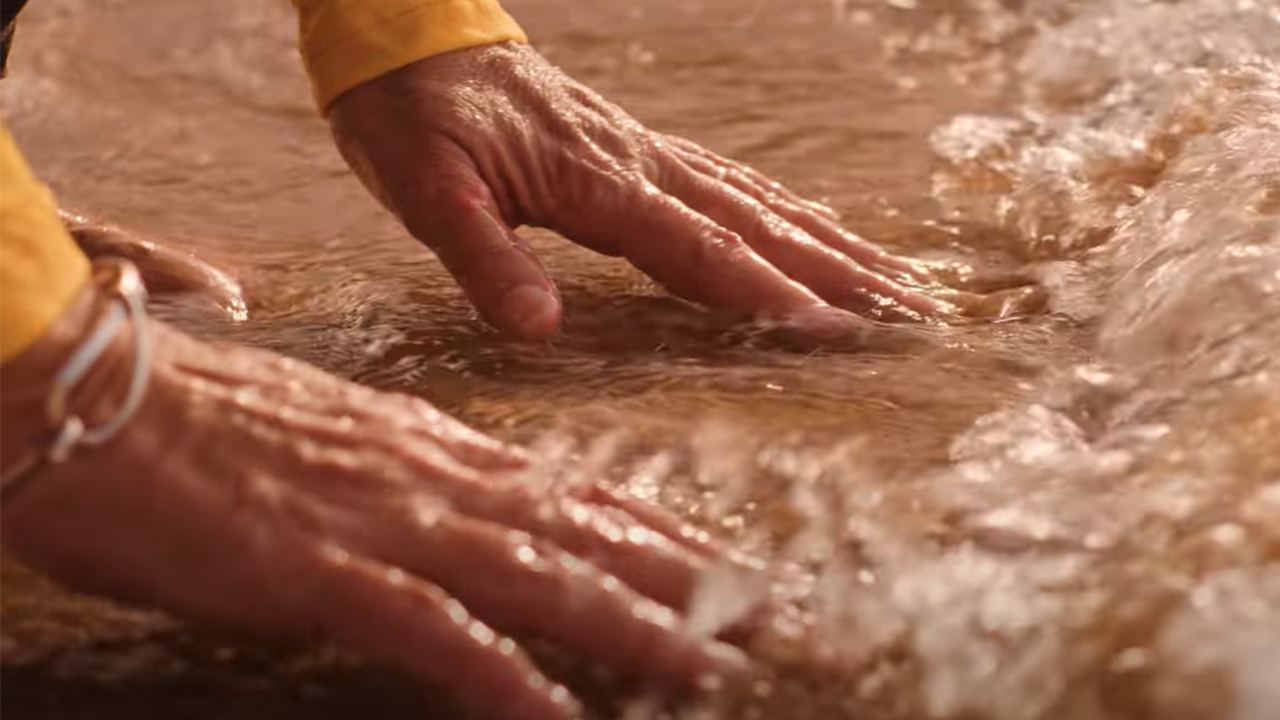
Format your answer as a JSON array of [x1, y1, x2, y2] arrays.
[[3, 0, 1280, 719]]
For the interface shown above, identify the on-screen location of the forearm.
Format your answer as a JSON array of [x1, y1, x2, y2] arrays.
[[0, 279, 136, 487], [0, 124, 133, 485], [289, 0, 528, 111]]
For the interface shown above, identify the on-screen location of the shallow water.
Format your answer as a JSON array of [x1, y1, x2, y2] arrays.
[[3, 0, 1279, 718]]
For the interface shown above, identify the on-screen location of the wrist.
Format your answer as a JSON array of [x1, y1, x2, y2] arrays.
[[0, 274, 140, 493]]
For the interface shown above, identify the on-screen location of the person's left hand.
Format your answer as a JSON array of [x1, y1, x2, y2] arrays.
[[328, 43, 960, 341], [59, 210, 246, 319]]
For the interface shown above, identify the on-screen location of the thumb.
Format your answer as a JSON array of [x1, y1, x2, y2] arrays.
[[400, 146, 562, 340]]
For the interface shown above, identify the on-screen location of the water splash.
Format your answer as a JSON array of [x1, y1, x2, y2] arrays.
[[609, 2, 1280, 719]]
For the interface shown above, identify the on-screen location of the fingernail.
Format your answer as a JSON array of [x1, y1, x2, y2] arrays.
[[777, 305, 871, 339], [500, 284, 560, 338]]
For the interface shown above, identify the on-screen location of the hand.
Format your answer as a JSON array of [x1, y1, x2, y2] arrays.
[[59, 210, 246, 319], [0, 286, 747, 720], [328, 43, 960, 341]]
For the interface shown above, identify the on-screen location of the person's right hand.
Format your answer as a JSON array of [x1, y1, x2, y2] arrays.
[[328, 43, 967, 341], [0, 286, 747, 720]]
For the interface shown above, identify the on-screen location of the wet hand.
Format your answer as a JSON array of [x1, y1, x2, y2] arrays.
[[328, 43, 960, 340], [0, 301, 745, 720], [59, 210, 245, 318]]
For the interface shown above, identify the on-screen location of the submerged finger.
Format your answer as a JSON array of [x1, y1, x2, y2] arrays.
[[576, 484, 725, 558], [668, 146, 943, 286], [390, 517, 743, 686], [63, 222, 246, 315], [660, 163, 949, 318], [395, 395, 534, 471], [672, 148, 846, 232], [397, 143, 563, 340], [453, 487, 713, 612], [306, 545, 577, 720], [659, 136, 840, 221], [556, 175, 826, 317]]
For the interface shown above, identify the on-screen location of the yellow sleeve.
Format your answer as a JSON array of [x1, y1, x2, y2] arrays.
[[290, 0, 528, 111], [0, 122, 91, 364]]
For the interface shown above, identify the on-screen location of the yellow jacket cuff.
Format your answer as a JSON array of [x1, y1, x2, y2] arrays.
[[291, 0, 529, 111], [0, 123, 91, 364]]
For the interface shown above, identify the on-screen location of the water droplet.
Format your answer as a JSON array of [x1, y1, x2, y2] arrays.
[[548, 684, 571, 703], [321, 545, 351, 565], [625, 525, 653, 546], [515, 545, 539, 566], [444, 600, 470, 626], [1110, 647, 1149, 673], [468, 620, 496, 646], [633, 600, 678, 630]]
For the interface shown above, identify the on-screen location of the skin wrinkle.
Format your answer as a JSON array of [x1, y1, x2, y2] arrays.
[[677, 173, 908, 311], [303, 551, 573, 720], [0, 19, 1025, 716], [174, 344, 499, 499], [335, 492, 453, 566], [474, 115, 530, 226], [492, 142, 535, 228], [484, 108, 573, 226], [330, 42, 975, 341], [6, 307, 736, 718]]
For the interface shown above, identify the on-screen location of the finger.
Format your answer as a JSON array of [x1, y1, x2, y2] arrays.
[[577, 490, 772, 592], [668, 146, 936, 283], [659, 163, 952, 317], [677, 152, 840, 233], [659, 136, 840, 221], [556, 173, 826, 317], [60, 214, 246, 317], [434, 425, 532, 472], [208, 376, 527, 476], [393, 394, 533, 472], [756, 203, 935, 284], [575, 484, 724, 558], [386, 516, 742, 685], [306, 545, 577, 720], [455, 487, 712, 612], [397, 143, 563, 340]]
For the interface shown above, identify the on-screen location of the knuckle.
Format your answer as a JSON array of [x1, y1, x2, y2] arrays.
[[734, 204, 779, 242], [558, 153, 626, 197], [420, 176, 492, 215], [693, 230, 753, 268]]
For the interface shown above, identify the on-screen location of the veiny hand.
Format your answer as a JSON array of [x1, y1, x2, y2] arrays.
[[59, 209, 246, 318], [0, 287, 748, 720], [328, 42, 961, 341]]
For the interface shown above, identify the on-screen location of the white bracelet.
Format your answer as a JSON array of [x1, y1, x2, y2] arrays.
[[1, 258, 153, 500]]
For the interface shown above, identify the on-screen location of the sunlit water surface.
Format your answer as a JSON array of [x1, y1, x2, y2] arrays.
[[2, 1, 1279, 719]]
